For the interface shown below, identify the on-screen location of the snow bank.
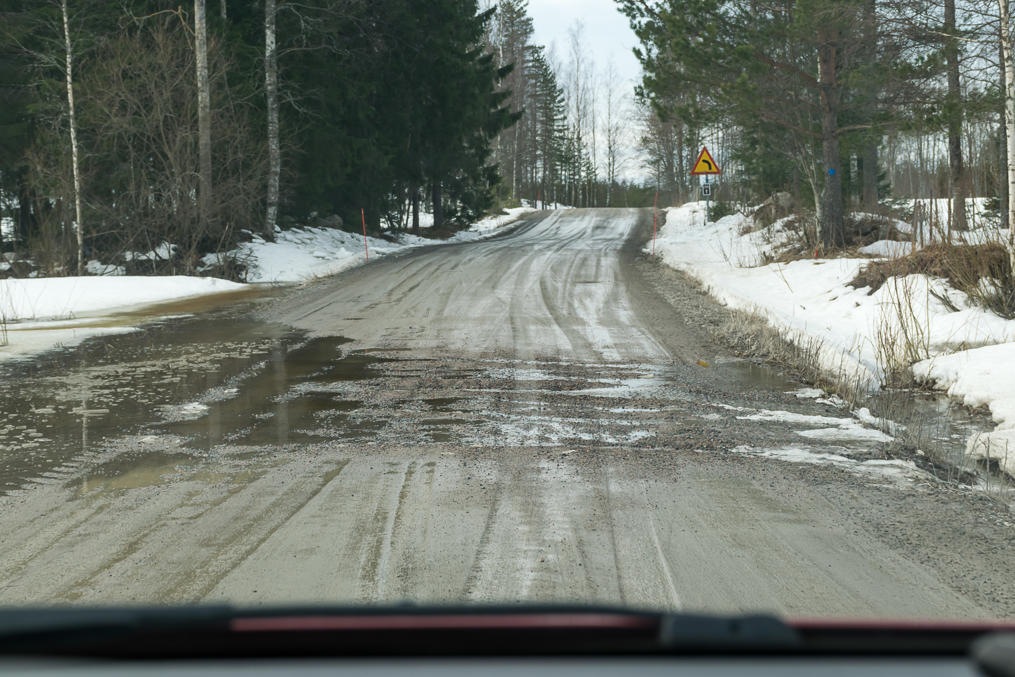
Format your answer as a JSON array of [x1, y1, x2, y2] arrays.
[[218, 206, 535, 284], [859, 240, 912, 258], [0, 276, 245, 322], [654, 202, 1015, 384], [470, 207, 536, 233], [653, 201, 1015, 474], [912, 344, 1015, 476]]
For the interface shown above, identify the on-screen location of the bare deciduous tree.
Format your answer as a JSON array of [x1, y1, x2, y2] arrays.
[[60, 0, 83, 274], [195, 0, 213, 231], [265, 0, 280, 241], [1001, 0, 1015, 271]]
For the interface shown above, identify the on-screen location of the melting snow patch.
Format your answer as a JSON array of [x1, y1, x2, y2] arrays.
[[737, 408, 893, 443], [736, 409, 855, 426], [483, 367, 559, 381], [796, 426, 893, 443], [791, 388, 825, 399], [853, 406, 906, 436], [732, 445, 925, 486], [158, 401, 209, 422]]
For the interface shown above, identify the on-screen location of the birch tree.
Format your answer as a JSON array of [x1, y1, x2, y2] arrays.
[[60, 0, 83, 274], [265, 0, 279, 241], [603, 60, 627, 206], [1000, 0, 1015, 271]]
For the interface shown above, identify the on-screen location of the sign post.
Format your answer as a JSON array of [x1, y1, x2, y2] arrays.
[[690, 146, 721, 224]]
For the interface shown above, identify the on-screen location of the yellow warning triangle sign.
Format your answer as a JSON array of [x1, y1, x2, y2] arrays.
[[691, 146, 721, 175]]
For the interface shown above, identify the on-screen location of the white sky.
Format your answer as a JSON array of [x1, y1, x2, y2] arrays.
[[527, 0, 642, 92]]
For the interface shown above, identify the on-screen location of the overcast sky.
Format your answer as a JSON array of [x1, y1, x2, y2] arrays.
[[526, 0, 642, 92]]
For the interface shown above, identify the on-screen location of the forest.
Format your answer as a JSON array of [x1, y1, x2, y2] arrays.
[[618, 0, 1015, 262], [0, 0, 511, 276], [0, 0, 659, 279], [5, 0, 1015, 279]]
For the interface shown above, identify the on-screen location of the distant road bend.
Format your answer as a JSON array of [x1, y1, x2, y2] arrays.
[[277, 208, 679, 362]]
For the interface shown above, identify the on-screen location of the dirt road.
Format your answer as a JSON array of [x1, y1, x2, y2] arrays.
[[0, 208, 1012, 618]]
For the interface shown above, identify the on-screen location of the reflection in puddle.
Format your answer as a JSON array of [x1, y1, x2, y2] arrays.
[[720, 360, 797, 391], [72, 451, 197, 494], [0, 309, 291, 493], [163, 338, 388, 447]]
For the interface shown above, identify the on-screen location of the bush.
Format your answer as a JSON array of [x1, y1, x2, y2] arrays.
[[708, 200, 736, 220], [849, 243, 1015, 319]]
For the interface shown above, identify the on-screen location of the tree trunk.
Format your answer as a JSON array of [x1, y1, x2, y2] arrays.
[[862, 143, 878, 212], [431, 181, 443, 228], [945, 0, 966, 230], [861, 0, 878, 213], [61, 0, 83, 275], [1002, 40, 1010, 231], [411, 186, 420, 233], [220, 0, 226, 21], [1001, 0, 1015, 272], [195, 0, 213, 232], [17, 183, 32, 245], [264, 0, 280, 241], [818, 36, 844, 248]]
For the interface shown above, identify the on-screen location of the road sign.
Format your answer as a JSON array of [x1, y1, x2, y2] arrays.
[[701, 184, 711, 197], [691, 146, 721, 175]]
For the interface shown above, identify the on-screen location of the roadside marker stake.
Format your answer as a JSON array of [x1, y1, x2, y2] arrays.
[[361, 207, 369, 261], [652, 190, 658, 257]]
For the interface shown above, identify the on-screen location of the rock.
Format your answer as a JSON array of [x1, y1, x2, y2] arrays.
[[312, 214, 344, 228], [752, 192, 794, 228]]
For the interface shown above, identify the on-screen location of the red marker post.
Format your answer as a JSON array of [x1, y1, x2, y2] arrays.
[[361, 207, 369, 261]]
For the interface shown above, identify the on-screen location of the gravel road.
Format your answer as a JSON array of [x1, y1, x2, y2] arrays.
[[0, 208, 1012, 618]]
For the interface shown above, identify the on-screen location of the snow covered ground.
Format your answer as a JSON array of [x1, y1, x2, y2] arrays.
[[204, 206, 535, 284], [653, 201, 1015, 476], [0, 276, 245, 322], [0, 207, 535, 361]]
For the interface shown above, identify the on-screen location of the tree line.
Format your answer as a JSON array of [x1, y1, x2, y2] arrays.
[[0, 0, 515, 275], [618, 0, 1015, 267], [485, 0, 659, 210]]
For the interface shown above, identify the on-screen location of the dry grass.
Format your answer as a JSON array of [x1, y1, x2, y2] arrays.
[[755, 213, 903, 265], [850, 242, 1015, 319], [713, 305, 868, 408], [711, 295, 1001, 489], [0, 286, 8, 347], [872, 276, 931, 386]]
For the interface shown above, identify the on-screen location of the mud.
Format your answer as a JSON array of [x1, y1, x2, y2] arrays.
[[0, 209, 1012, 620]]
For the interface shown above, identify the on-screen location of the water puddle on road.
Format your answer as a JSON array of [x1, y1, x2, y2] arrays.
[[162, 338, 392, 447], [0, 296, 293, 493], [1, 303, 1005, 497]]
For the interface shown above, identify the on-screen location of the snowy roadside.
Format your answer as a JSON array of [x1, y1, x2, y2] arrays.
[[0, 207, 536, 361], [652, 201, 1015, 475], [205, 206, 536, 284]]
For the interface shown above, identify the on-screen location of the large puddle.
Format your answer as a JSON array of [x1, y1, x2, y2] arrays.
[[161, 338, 392, 446], [0, 298, 1007, 496], [0, 291, 289, 492]]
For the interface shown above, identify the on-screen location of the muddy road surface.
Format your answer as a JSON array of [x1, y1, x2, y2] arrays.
[[1, 208, 1013, 618]]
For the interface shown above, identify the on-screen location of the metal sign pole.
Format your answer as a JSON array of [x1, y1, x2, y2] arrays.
[[690, 146, 721, 227], [705, 176, 710, 224]]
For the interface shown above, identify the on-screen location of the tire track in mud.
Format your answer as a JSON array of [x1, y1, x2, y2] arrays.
[[189, 460, 350, 601], [359, 460, 416, 600]]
